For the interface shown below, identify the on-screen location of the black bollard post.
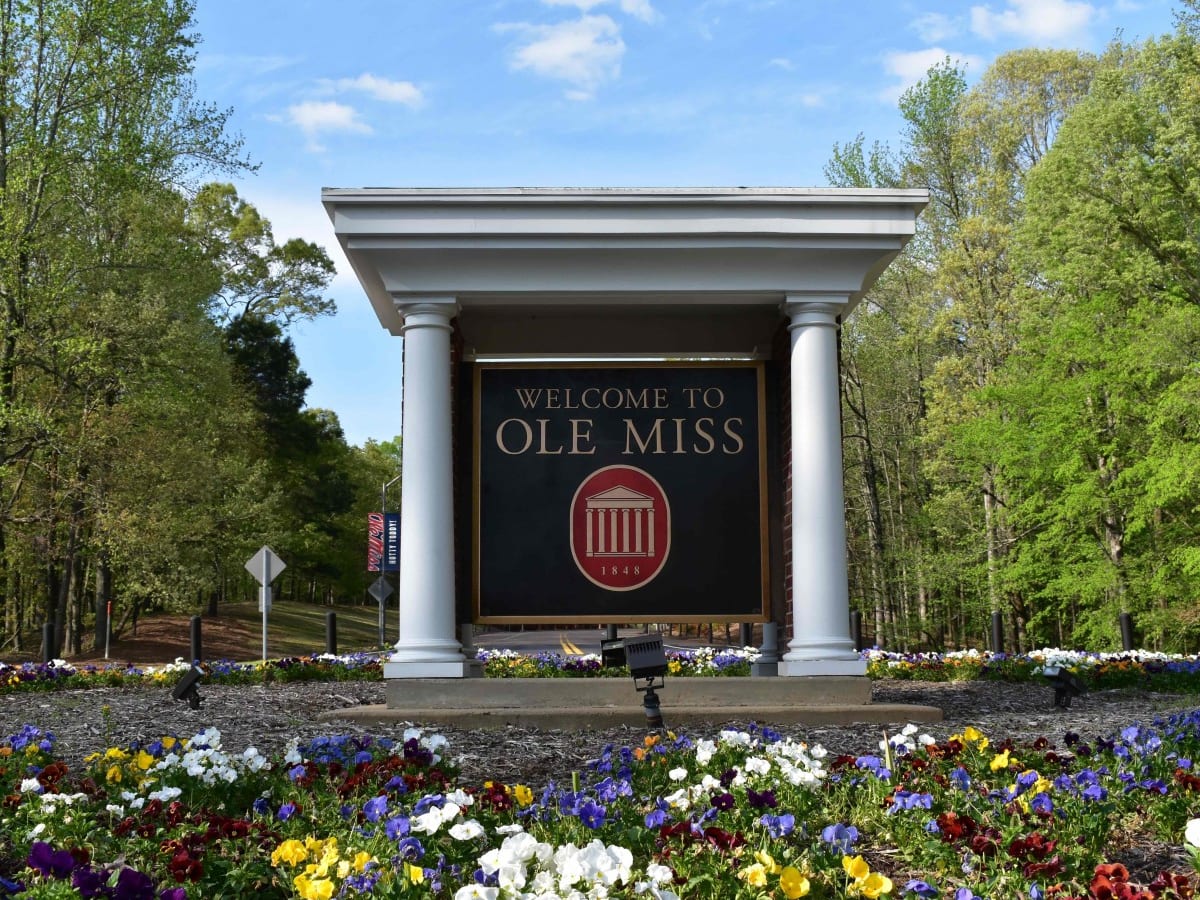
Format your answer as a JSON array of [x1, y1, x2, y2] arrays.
[[605, 624, 618, 642], [850, 611, 863, 652], [326, 611, 338, 655], [1119, 612, 1134, 652], [739, 623, 752, 647], [42, 622, 54, 664], [991, 611, 1004, 655], [190, 616, 202, 665]]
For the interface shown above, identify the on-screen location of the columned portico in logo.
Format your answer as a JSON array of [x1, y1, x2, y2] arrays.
[[323, 188, 927, 684]]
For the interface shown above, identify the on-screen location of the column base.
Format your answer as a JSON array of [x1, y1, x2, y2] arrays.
[[778, 658, 868, 677], [384, 659, 484, 679], [750, 661, 779, 677]]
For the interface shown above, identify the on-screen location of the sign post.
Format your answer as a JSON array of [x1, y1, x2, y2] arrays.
[[245, 546, 286, 661], [368, 576, 394, 647]]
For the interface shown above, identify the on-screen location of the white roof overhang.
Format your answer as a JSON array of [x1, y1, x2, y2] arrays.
[[321, 187, 927, 357]]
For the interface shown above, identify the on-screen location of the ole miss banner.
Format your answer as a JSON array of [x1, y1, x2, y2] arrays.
[[367, 512, 400, 573], [473, 363, 768, 623]]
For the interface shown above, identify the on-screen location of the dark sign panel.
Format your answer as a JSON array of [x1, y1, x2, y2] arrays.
[[474, 363, 767, 623]]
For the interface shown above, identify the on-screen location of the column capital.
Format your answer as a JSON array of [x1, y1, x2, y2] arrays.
[[781, 294, 849, 330], [394, 297, 458, 331]]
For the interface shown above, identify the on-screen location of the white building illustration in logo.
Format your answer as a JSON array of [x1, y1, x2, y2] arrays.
[[585, 485, 656, 558]]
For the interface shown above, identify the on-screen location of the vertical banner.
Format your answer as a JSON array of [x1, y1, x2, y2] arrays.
[[367, 512, 384, 573], [383, 513, 400, 573]]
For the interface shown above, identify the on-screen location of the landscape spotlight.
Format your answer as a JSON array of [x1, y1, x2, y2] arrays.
[[624, 634, 669, 730], [600, 637, 627, 669], [1042, 665, 1085, 709], [171, 665, 204, 710]]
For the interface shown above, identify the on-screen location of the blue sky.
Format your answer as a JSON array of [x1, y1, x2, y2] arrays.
[[191, 0, 1180, 447]]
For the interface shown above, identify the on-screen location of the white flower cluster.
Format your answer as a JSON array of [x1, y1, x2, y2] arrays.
[[151, 727, 268, 786], [881, 723, 936, 756], [661, 728, 828, 813], [456, 829, 675, 900]]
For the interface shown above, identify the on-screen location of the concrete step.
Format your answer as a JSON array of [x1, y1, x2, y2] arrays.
[[319, 702, 942, 730]]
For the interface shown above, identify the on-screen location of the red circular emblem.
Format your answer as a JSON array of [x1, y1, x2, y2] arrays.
[[570, 465, 670, 591]]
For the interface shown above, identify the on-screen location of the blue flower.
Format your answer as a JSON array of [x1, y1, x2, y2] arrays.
[[385, 815, 411, 840], [820, 822, 859, 852], [277, 802, 297, 821], [396, 836, 424, 860], [904, 879, 939, 897], [579, 800, 607, 829], [761, 812, 796, 838], [363, 795, 388, 823]]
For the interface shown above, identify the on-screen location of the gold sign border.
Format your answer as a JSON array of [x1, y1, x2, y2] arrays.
[[472, 361, 770, 625]]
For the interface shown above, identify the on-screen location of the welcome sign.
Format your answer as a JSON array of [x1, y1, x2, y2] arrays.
[[473, 363, 768, 623]]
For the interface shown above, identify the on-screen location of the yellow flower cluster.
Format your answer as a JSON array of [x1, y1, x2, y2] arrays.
[[271, 836, 375, 900], [949, 725, 990, 751], [842, 855, 893, 898], [84, 740, 172, 787], [737, 851, 811, 898]]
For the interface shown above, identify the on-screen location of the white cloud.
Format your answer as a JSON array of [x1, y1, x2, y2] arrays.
[[541, 0, 660, 23], [285, 100, 372, 151], [768, 57, 794, 70], [911, 11, 960, 43], [880, 47, 984, 100], [329, 73, 423, 106], [970, 0, 1096, 42], [496, 14, 625, 99]]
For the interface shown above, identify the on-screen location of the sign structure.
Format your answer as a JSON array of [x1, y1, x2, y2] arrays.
[[367, 513, 400, 573], [474, 363, 768, 623]]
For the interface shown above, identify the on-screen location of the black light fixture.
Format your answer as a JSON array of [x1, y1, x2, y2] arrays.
[[624, 634, 669, 730], [601, 637, 628, 669], [170, 665, 204, 709], [1042, 665, 1085, 709]]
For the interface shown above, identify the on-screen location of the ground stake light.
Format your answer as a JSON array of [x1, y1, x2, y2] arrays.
[[171, 665, 204, 710], [1042, 665, 1086, 709], [599, 634, 670, 730]]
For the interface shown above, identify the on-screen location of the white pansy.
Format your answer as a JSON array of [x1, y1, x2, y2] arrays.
[[667, 767, 688, 781], [718, 729, 753, 747], [495, 823, 525, 835], [453, 885, 498, 900], [448, 819, 485, 841], [19, 778, 42, 794], [1186, 818, 1200, 849], [663, 788, 690, 811], [445, 788, 474, 807], [743, 757, 771, 776], [645, 863, 674, 885], [693, 739, 716, 766]]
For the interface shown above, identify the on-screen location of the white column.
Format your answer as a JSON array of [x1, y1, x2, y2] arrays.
[[779, 297, 866, 677], [384, 298, 475, 678]]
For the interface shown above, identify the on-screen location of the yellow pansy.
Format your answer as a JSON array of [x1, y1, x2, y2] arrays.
[[106, 765, 122, 784], [780, 866, 811, 898], [842, 855, 870, 880], [513, 784, 534, 806], [135, 750, 155, 770], [161, 737, 177, 751], [990, 749, 1015, 772], [293, 874, 334, 900], [738, 863, 768, 887], [755, 850, 781, 874], [104, 747, 128, 761], [406, 863, 425, 884], [858, 871, 893, 898], [271, 840, 309, 867], [352, 851, 372, 873]]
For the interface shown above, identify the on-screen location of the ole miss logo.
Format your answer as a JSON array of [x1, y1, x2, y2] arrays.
[[570, 465, 670, 591]]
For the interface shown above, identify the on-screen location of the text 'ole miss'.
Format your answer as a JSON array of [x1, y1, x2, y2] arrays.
[[495, 384, 746, 457]]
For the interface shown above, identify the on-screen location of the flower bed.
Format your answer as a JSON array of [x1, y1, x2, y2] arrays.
[[3, 707, 1200, 898], [4, 647, 1200, 696]]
